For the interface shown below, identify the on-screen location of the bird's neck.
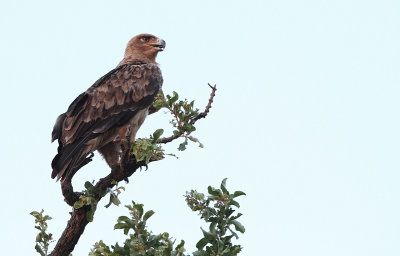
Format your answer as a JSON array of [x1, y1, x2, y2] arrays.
[[118, 52, 157, 66]]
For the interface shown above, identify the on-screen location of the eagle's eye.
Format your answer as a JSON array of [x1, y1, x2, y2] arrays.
[[141, 37, 150, 42]]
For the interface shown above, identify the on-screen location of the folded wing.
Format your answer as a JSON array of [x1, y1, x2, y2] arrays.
[[51, 63, 162, 181]]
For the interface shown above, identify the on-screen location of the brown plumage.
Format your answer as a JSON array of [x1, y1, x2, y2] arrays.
[[51, 34, 165, 181]]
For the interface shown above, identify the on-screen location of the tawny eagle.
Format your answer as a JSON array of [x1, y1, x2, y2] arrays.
[[51, 34, 165, 181]]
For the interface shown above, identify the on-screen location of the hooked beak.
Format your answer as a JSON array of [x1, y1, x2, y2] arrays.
[[151, 38, 166, 52]]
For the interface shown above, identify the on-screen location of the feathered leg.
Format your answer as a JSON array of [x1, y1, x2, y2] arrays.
[[98, 142, 121, 170]]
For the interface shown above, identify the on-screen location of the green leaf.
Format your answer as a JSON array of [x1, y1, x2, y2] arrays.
[[168, 91, 179, 105], [201, 227, 217, 240], [218, 240, 226, 252], [207, 186, 221, 196], [231, 245, 242, 255], [193, 250, 207, 256], [220, 178, 228, 194], [143, 210, 155, 222], [230, 199, 240, 208], [111, 194, 121, 206], [119, 218, 136, 228], [152, 92, 168, 109], [230, 220, 245, 233], [209, 222, 216, 234], [229, 228, 239, 239], [175, 240, 185, 250], [114, 223, 129, 230], [152, 129, 164, 142], [116, 216, 130, 223], [132, 204, 144, 218], [230, 213, 243, 221], [184, 124, 196, 134], [73, 200, 85, 209], [196, 237, 208, 250], [43, 215, 52, 221], [30, 211, 39, 216], [188, 136, 198, 143], [34, 244, 45, 256], [86, 202, 97, 222], [178, 140, 188, 151], [84, 181, 94, 192], [233, 191, 246, 198]]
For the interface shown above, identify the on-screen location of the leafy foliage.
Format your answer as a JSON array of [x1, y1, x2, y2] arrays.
[[132, 129, 166, 164], [186, 178, 246, 256], [72, 181, 103, 222], [73, 181, 125, 222], [131, 91, 204, 165], [30, 210, 54, 256], [89, 179, 245, 256], [105, 181, 126, 209], [153, 91, 204, 150], [89, 201, 187, 256], [32, 179, 245, 256]]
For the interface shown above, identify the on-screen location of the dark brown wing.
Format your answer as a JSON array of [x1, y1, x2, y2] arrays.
[[51, 63, 162, 180]]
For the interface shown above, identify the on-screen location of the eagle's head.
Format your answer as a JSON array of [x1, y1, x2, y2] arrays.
[[123, 33, 166, 64]]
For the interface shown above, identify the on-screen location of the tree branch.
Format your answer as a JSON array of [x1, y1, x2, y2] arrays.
[[157, 84, 217, 144], [190, 83, 217, 124], [50, 156, 147, 256], [50, 84, 217, 256]]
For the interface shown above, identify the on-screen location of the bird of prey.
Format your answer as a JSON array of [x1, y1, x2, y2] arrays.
[[51, 33, 165, 181]]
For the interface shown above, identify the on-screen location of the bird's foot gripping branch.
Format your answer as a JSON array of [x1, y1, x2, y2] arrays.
[[44, 84, 217, 256]]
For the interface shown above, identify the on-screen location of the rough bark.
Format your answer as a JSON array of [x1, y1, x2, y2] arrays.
[[50, 207, 90, 256]]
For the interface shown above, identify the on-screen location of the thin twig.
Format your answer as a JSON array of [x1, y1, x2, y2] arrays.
[[190, 83, 217, 124], [157, 84, 217, 144], [157, 133, 182, 144]]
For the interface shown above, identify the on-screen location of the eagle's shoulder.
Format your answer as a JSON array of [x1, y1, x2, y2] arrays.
[[89, 63, 162, 90], [61, 63, 162, 144]]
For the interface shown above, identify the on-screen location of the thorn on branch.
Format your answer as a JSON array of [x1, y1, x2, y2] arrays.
[[190, 83, 217, 124]]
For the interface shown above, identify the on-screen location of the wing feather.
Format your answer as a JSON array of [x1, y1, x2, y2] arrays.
[[51, 63, 162, 180]]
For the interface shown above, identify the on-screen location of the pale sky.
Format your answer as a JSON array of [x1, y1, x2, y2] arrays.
[[0, 0, 399, 255]]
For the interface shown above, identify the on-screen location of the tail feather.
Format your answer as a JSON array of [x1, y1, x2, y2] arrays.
[[51, 134, 97, 181], [51, 113, 66, 143]]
